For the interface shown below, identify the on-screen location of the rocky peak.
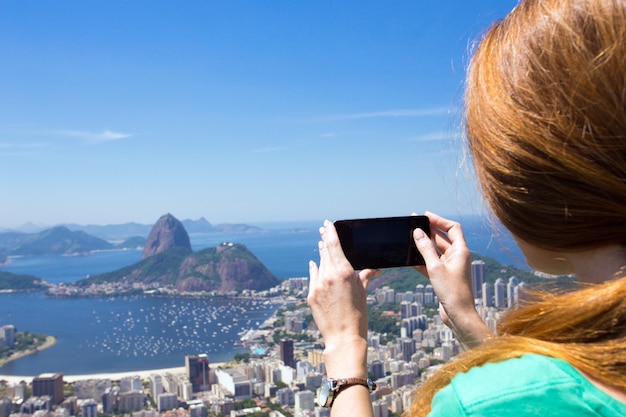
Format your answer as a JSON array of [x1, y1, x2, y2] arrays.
[[142, 214, 192, 259]]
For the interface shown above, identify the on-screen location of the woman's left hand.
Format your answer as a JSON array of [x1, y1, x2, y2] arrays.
[[413, 212, 493, 349]]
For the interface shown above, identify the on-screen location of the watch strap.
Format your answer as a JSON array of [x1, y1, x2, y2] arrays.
[[336, 378, 376, 392], [324, 377, 377, 408]]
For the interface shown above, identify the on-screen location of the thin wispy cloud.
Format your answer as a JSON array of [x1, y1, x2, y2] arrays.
[[251, 145, 288, 153], [410, 131, 458, 142], [2, 127, 135, 145], [53, 129, 134, 143], [327, 107, 450, 121]]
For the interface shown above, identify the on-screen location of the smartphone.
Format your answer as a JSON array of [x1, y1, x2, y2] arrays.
[[334, 215, 430, 270]]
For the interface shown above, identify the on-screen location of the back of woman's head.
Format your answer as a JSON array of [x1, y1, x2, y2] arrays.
[[466, 0, 626, 251]]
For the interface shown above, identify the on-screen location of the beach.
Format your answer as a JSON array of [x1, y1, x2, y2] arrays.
[[0, 365, 188, 385], [0, 336, 57, 368], [0, 362, 229, 385]]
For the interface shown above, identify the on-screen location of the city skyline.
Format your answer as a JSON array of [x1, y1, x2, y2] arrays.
[[1, 1, 519, 228]]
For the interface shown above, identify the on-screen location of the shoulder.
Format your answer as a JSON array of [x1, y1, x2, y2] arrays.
[[429, 354, 626, 417]]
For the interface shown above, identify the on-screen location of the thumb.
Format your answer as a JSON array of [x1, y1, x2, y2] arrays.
[[358, 268, 381, 289], [413, 228, 441, 267]]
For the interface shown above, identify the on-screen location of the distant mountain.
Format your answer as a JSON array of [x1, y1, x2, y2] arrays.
[[3, 218, 263, 241], [142, 214, 191, 259], [0, 226, 115, 256], [181, 217, 214, 233], [78, 214, 281, 293], [65, 218, 262, 240], [0, 271, 47, 291], [115, 236, 146, 249], [211, 223, 263, 233], [64, 222, 152, 241]]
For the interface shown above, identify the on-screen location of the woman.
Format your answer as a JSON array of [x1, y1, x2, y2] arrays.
[[307, 0, 626, 415]]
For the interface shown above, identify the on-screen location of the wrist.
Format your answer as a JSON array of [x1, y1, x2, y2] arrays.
[[450, 311, 493, 349], [322, 336, 368, 378]]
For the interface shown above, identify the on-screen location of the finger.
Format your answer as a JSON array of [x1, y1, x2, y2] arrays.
[[445, 220, 466, 244], [317, 240, 327, 269], [320, 221, 347, 259], [307, 260, 319, 305], [432, 229, 452, 252], [425, 211, 455, 233], [309, 260, 319, 282], [426, 211, 465, 240], [413, 228, 443, 268], [358, 268, 381, 287]]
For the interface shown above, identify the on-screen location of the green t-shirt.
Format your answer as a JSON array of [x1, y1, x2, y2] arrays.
[[428, 354, 626, 416]]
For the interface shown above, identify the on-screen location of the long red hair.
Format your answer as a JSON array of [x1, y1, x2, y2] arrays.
[[409, 0, 626, 415]]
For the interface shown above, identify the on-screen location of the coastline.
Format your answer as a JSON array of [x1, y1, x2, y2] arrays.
[[0, 336, 57, 369], [0, 363, 229, 385]]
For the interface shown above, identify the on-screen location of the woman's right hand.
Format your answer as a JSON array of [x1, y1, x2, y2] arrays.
[[413, 212, 493, 349], [307, 220, 380, 377]]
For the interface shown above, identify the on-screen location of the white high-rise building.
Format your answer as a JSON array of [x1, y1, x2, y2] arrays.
[[157, 393, 177, 412], [494, 278, 506, 308], [0, 325, 16, 348], [81, 400, 97, 417], [507, 277, 519, 308], [294, 390, 315, 413], [424, 285, 435, 304], [482, 281, 493, 307], [296, 361, 315, 381], [372, 399, 389, 417], [120, 376, 142, 393], [149, 374, 163, 401], [415, 284, 425, 304]]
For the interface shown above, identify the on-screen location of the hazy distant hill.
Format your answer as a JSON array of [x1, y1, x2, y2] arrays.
[[116, 236, 146, 249], [64, 222, 153, 241], [2, 218, 263, 241], [0, 226, 115, 256], [65, 217, 262, 240]]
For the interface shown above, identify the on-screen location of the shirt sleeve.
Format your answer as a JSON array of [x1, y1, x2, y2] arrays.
[[427, 385, 467, 417]]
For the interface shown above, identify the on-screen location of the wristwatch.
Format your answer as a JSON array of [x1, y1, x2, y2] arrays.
[[317, 377, 377, 408]]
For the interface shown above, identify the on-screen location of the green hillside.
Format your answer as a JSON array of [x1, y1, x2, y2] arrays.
[[0, 271, 47, 291]]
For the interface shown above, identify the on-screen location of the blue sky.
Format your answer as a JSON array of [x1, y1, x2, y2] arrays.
[[0, 1, 519, 228]]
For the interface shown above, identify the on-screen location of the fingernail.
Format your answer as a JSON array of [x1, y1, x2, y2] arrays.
[[414, 228, 426, 239]]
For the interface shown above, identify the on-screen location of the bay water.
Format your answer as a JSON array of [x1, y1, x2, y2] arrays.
[[0, 217, 525, 376]]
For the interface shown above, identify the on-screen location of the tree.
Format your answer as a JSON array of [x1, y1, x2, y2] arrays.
[[233, 353, 250, 363]]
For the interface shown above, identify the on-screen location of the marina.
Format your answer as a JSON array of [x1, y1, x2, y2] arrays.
[[0, 293, 279, 376]]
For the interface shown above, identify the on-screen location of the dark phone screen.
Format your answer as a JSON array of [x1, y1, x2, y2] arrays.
[[334, 216, 430, 269]]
